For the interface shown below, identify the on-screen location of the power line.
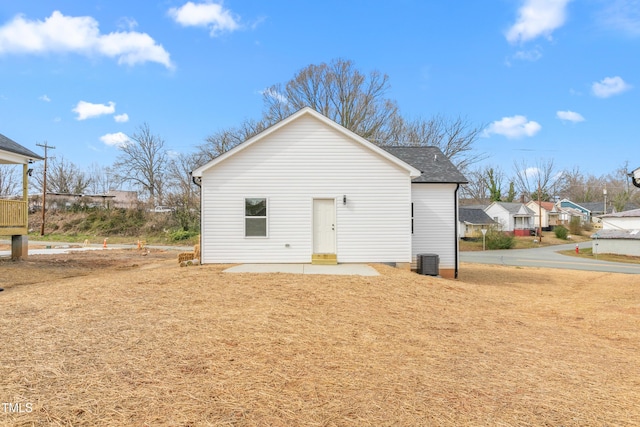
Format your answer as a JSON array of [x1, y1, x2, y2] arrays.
[[36, 142, 55, 236]]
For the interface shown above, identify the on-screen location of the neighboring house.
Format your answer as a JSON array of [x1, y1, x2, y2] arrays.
[[592, 230, 640, 257], [591, 209, 640, 257], [191, 107, 468, 279], [599, 208, 640, 230], [556, 205, 584, 226], [558, 199, 608, 224], [484, 202, 535, 236], [0, 132, 43, 259], [526, 201, 560, 230], [458, 207, 495, 239]]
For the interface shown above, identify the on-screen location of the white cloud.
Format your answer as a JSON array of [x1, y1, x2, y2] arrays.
[[117, 17, 138, 31], [592, 76, 632, 98], [168, 1, 240, 36], [523, 167, 540, 179], [73, 100, 115, 120], [260, 87, 288, 104], [39, 94, 51, 102], [599, 0, 640, 36], [513, 47, 543, 61], [556, 110, 585, 122], [506, 0, 572, 44], [0, 11, 173, 68], [114, 113, 129, 123], [100, 132, 130, 147], [484, 115, 542, 139]]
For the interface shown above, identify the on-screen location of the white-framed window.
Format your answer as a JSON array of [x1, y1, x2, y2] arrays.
[[245, 198, 267, 237]]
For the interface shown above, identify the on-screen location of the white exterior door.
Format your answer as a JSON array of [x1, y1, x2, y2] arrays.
[[313, 199, 336, 254]]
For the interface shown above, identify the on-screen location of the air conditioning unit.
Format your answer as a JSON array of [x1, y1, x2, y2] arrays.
[[417, 253, 439, 276]]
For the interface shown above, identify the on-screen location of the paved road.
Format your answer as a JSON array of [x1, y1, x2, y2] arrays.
[[461, 241, 640, 274]]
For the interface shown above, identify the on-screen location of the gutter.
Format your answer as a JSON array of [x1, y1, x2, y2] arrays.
[[190, 173, 203, 262], [454, 183, 460, 279]]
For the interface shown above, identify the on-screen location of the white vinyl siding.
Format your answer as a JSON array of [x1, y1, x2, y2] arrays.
[[411, 183, 457, 271], [602, 217, 640, 230], [200, 114, 412, 264]]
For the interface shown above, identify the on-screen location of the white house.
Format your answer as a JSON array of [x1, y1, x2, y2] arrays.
[[484, 202, 535, 236], [599, 208, 640, 230], [526, 201, 560, 230], [191, 107, 468, 279], [590, 209, 640, 256]]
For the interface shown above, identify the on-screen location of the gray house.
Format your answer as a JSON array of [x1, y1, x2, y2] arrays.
[[458, 207, 495, 239]]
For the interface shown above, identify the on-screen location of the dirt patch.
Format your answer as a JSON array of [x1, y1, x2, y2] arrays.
[[0, 252, 639, 426], [0, 249, 176, 289]]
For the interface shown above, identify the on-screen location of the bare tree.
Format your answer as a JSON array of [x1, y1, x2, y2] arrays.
[[197, 118, 269, 165], [556, 167, 606, 203], [113, 123, 168, 206], [386, 114, 486, 171], [460, 165, 505, 204], [262, 58, 400, 142], [605, 161, 639, 212], [86, 163, 115, 195], [201, 58, 485, 169], [166, 152, 200, 208], [32, 156, 91, 194], [513, 158, 558, 202], [0, 164, 21, 197]]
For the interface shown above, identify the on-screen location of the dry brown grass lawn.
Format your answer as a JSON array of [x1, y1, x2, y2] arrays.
[[1, 250, 639, 426]]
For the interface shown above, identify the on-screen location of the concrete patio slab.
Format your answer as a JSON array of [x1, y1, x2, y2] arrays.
[[223, 263, 379, 276]]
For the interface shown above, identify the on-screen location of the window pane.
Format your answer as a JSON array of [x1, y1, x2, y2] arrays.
[[245, 198, 267, 217], [246, 218, 267, 236]]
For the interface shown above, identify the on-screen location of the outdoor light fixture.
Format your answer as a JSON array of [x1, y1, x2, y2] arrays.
[[343, 195, 347, 205], [629, 166, 640, 189]]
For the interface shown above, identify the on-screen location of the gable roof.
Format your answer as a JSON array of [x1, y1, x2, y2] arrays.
[[459, 207, 495, 225], [0, 133, 43, 163], [527, 200, 557, 212], [600, 208, 640, 218], [191, 107, 421, 178], [592, 229, 640, 240], [559, 199, 593, 214], [381, 146, 468, 184], [579, 202, 607, 214], [488, 201, 535, 216]]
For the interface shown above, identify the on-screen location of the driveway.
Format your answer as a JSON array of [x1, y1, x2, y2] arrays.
[[461, 241, 640, 274]]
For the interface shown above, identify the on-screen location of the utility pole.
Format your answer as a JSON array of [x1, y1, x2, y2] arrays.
[[36, 142, 55, 236], [537, 176, 543, 243]]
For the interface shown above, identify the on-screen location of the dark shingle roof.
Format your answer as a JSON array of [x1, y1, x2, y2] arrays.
[[381, 146, 468, 184], [0, 133, 43, 160], [459, 208, 495, 225], [493, 201, 535, 216]]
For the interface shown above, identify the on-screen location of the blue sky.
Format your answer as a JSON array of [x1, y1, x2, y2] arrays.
[[0, 0, 638, 177]]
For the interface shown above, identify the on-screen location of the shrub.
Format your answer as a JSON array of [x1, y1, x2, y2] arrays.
[[569, 217, 582, 236], [169, 229, 199, 242], [554, 225, 569, 240], [485, 228, 515, 249]]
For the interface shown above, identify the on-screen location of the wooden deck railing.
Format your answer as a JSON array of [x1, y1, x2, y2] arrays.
[[0, 199, 27, 228]]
